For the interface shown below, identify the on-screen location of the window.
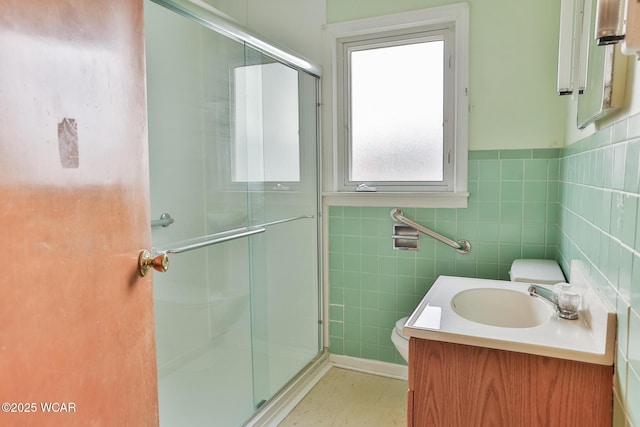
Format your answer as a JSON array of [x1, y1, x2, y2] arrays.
[[342, 30, 450, 189], [325, 4, 469, 207]]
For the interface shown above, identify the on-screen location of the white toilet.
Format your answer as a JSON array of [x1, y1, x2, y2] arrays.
[[391, 259, 565, 363], [391, 316, 410, 362]]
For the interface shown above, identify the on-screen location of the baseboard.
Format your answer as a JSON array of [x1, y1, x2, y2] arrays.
[[328, 354, 408, 380]]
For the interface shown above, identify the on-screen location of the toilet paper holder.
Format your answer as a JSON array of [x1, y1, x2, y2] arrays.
[[392, 223, 420, 251]]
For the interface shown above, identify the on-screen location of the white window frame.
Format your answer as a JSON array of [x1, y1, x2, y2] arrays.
[[339, 28, 453, 192], [323, 3, 469, 208]]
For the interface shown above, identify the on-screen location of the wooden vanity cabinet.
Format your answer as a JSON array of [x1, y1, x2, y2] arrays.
[[407, 338, 613, 427]]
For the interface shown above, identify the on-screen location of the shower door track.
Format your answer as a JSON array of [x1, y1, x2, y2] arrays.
[[155, 214, 315, 254], [148, 0, 321, 77]]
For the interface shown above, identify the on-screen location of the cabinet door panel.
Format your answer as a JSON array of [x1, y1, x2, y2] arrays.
[[408, 338, 612, 427]]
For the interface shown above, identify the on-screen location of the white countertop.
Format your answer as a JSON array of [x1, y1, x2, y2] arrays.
[[403, 263, 616, 365]]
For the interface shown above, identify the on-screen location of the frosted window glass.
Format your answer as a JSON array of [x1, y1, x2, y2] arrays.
[[350, 41, 444, 182]]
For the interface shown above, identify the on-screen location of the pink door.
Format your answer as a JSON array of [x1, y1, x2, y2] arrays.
[[0, 0, 159, 425]]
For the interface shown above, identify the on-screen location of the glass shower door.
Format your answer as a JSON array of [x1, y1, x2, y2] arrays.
[[234, 47, 321, 407], [146, 2, 257, 425], [145, 0, 321, 425]]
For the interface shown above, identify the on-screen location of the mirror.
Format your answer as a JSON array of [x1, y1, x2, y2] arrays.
[[576, 0, 627, 129], [233, 61, 301, 183]]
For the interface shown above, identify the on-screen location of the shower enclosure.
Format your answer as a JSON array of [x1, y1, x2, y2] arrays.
[[144, 1, 322, 425]]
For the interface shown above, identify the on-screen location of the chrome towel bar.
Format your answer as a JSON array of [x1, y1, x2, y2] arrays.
[[162, 226, 266, 254], [390, 208, 470, 254], [155, 214, 314, 255]]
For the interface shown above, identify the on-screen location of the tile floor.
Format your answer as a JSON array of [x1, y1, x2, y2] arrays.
[[278, 367, 407, 426]]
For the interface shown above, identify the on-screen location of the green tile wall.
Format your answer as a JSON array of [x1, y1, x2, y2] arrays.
[[328, 148, 561, 365], [558, 112, 640, 426]]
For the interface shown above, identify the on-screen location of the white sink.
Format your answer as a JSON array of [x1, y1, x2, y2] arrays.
[[403, 261, 616, 365], [451, 288, 552, 328]]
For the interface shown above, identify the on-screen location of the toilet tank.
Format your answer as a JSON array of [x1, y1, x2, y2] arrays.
[[509, 259, 565, 285]]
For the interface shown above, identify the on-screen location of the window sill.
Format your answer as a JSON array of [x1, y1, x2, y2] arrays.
[[322, 192, 469, 208]]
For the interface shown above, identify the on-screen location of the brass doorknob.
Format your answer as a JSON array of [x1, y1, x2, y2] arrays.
[[138, 249, 169, 276]]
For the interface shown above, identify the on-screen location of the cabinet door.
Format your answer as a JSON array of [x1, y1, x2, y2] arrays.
[[409, 338, 612, 427]]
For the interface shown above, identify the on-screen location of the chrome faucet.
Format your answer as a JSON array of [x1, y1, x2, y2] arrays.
[[528, 284, 579, 320]]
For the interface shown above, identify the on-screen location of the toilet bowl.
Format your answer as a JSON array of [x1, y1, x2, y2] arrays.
[[391, 316, 410, 362]]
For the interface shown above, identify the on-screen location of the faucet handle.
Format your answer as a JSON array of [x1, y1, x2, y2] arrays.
[[557, 291, 580, 311], [552, 283, 572, 303]]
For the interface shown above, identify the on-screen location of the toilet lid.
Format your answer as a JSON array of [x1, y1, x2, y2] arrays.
[[395, 317, 409, 339]]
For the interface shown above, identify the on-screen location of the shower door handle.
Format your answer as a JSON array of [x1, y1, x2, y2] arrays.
[[138, 249, 169, 276]]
